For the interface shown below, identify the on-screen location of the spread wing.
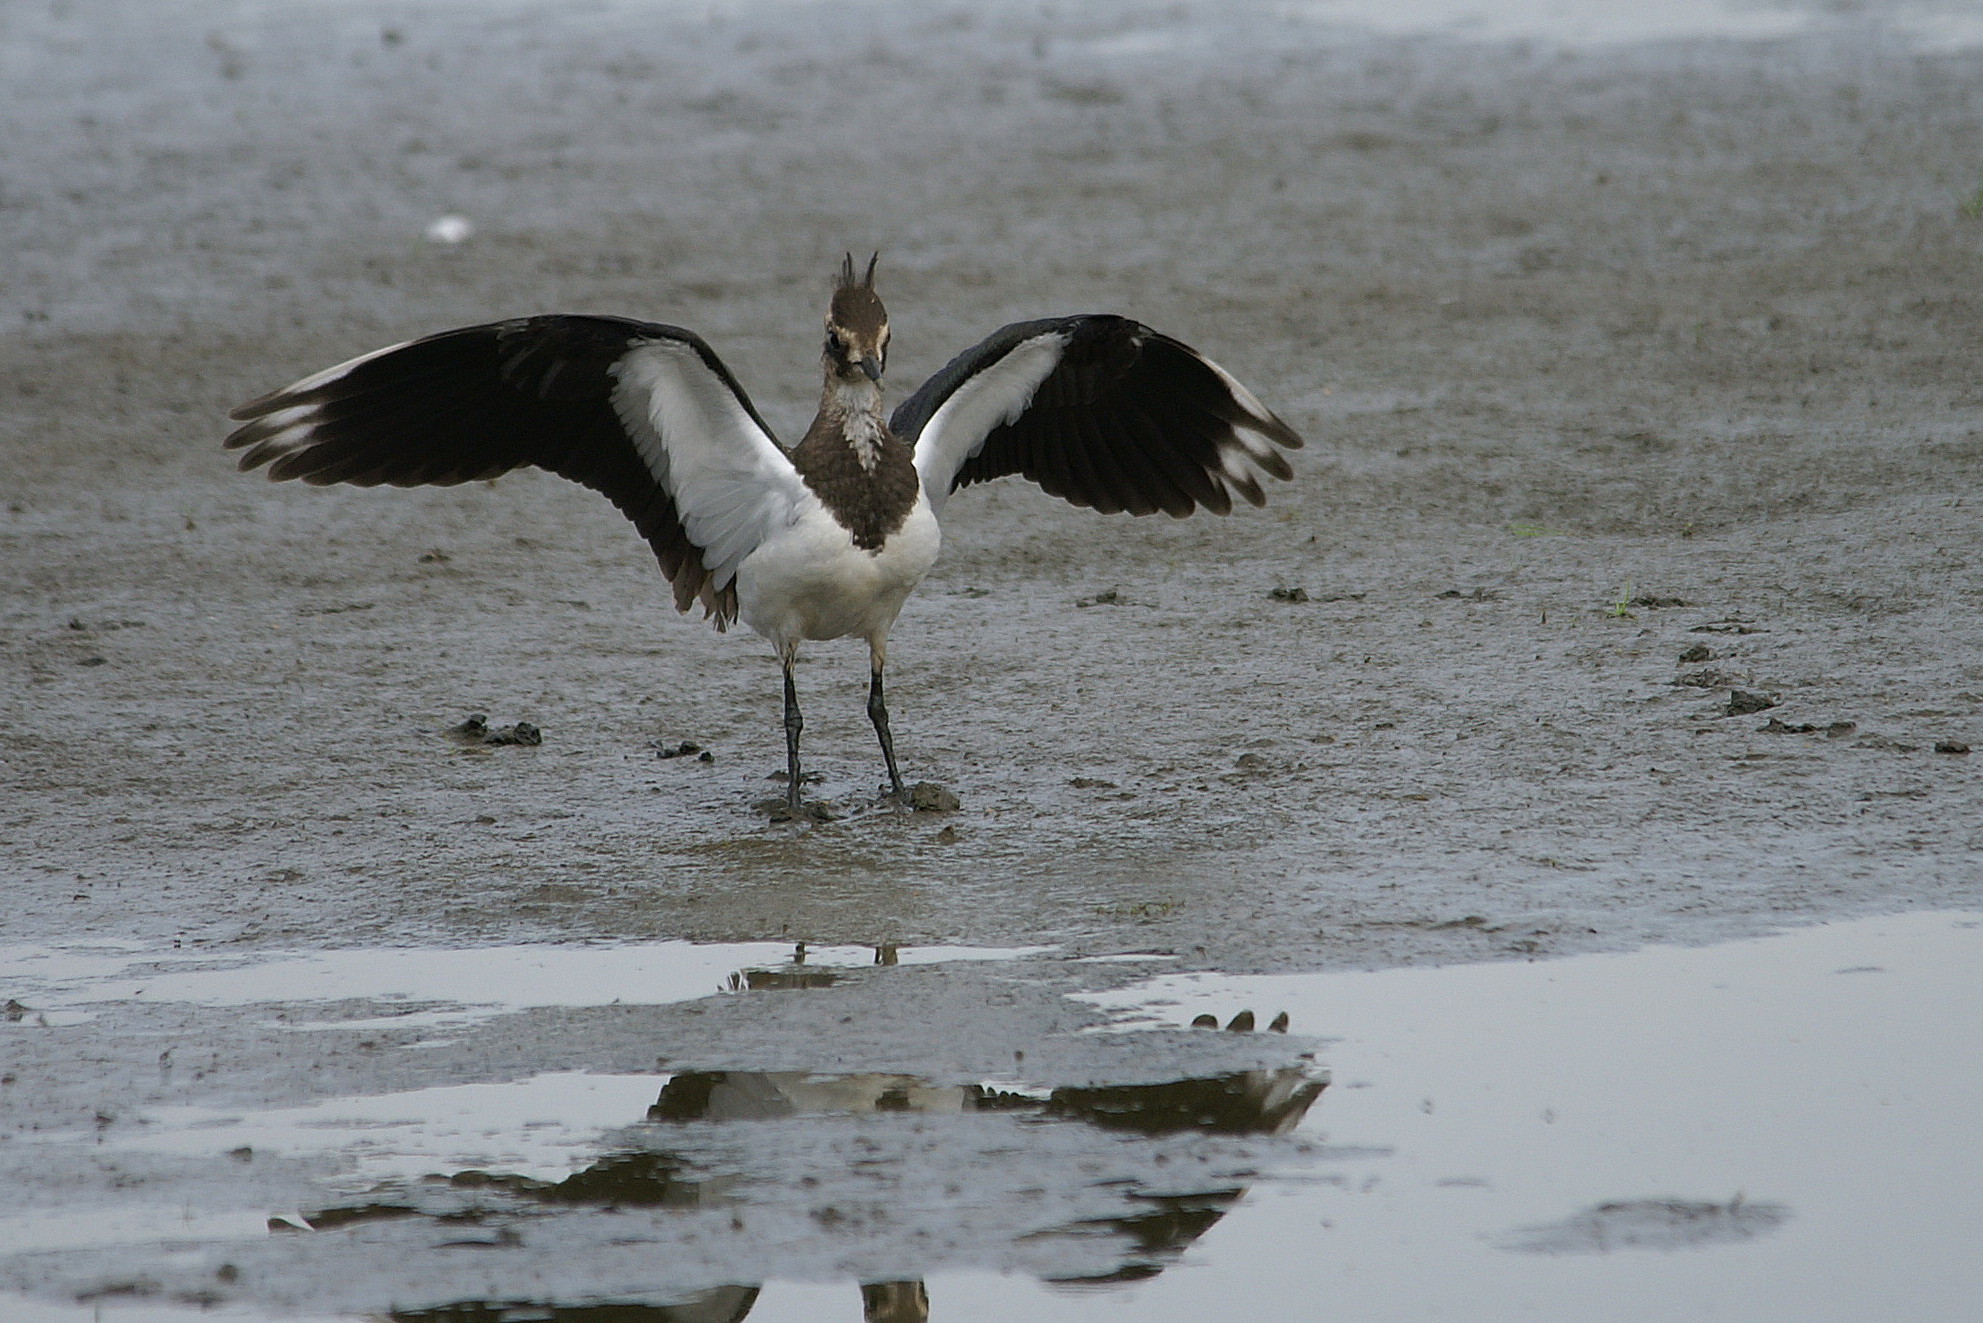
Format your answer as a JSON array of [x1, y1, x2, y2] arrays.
[[224, 315, 806, 627], [893, 314, 1303, 518]]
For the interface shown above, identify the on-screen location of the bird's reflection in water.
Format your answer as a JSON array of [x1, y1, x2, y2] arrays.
[[338, 1013, 1318, 1322], [386, 1281, 927, 1323], [387, 1286, 764, 1322]]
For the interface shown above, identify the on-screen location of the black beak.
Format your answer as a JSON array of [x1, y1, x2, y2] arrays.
[[860, 355, 884, 383]]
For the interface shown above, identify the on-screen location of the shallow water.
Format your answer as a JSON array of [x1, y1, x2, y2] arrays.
[[4, 912, 1976, 1321], [0, 939, 1048, 1029]]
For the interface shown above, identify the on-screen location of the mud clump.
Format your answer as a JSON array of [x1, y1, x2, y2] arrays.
[[1935, 739, 1971, 755], [449, 714, 543, 746], [656, 740, 713, 762], [1725, 690, 1778, 716], [906, 782, 961, 813], [758, 797, 839, 823], [1760, 718, 1856, 737]]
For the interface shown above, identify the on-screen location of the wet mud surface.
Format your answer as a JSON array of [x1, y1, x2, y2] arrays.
[[3, 0, 1983, 1317]]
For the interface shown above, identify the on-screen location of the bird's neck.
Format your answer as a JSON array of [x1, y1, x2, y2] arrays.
[[819, 374, 887, 472]]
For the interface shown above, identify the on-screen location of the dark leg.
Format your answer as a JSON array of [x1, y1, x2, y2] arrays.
[[868, 665, 907, 802], [783, 659, 804, 813]]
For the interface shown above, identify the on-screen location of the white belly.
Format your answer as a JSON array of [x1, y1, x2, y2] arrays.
[[735, 491, 941, 651]]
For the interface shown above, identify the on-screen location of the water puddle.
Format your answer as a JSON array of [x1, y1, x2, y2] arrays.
[[3, 912, 1978, 1320], [0, 939, 1049, 1030]]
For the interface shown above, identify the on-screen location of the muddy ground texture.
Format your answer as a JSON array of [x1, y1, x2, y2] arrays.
[[6, 0, 1979, 963], [1, 0, 1982, 1310]]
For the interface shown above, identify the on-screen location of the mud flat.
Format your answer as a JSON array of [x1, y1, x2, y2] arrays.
[[2, 0, 1981, 1317]]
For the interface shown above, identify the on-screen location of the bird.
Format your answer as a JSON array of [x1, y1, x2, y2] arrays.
[[224, 254, 1304, 818]]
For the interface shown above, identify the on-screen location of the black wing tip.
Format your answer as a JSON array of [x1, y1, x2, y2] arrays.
[[1256, 413, 1306, 451]]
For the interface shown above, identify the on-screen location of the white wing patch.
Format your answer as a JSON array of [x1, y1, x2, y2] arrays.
[[910, 329, 1070, 515], [610, 340, 806, 591]]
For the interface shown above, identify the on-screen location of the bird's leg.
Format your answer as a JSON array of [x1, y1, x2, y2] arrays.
[[867, 641, 907, 803], [782, 654, 805, 814]]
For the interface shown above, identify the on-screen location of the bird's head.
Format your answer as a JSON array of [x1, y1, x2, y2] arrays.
[[825, 251, 889, 386]]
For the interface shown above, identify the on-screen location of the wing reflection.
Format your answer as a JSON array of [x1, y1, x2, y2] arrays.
[[302, 1015, 1321, 1321], [388, 1285, 761, 1322]]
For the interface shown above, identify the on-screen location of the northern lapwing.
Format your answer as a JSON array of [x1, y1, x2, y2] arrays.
[[225, 255, 1304, 817]]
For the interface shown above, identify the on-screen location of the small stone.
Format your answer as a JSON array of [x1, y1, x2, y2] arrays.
[[1270, 586, 1309, 602], [1678, 643, 1714, 664], [1726, 690, 1777, 716], [1935, 739, 1970, 755]]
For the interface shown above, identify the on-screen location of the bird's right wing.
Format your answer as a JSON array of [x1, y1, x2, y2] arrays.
[[225, 315, 806, 627], [893, 314, 1303, 518]]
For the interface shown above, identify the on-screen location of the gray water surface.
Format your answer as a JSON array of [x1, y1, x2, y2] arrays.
[[4, 912, 1976, 1321]]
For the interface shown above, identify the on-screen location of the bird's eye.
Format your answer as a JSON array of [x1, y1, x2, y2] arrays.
[[825, 330, 846, 356]]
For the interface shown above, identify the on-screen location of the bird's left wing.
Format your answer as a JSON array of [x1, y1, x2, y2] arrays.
[[225, 315, 805, 627], [894, 314, 1303, 518]]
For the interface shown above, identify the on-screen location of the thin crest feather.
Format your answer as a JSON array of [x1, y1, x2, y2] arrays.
[[836, 251, 881, 290]]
